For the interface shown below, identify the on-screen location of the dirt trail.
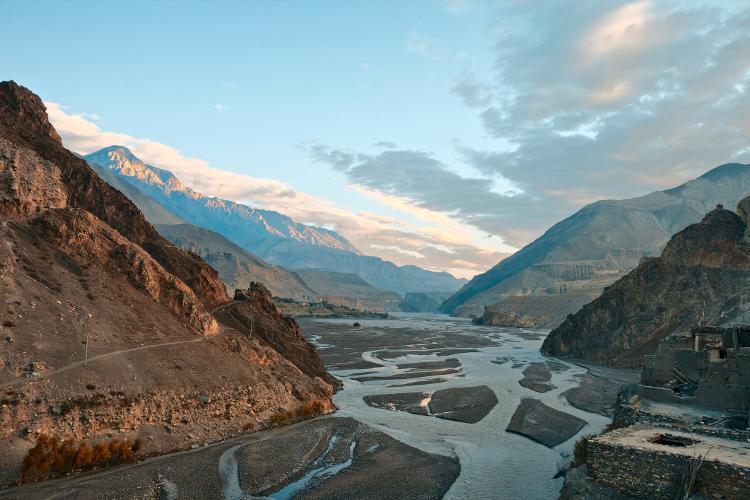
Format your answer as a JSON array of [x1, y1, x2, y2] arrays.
[[209, 300, 241, 315], [0, 300, 245, 390], [0, 337, 206, 390]]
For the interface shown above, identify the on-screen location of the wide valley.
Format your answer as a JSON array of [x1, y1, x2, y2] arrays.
[[2, 313, 637, 499]]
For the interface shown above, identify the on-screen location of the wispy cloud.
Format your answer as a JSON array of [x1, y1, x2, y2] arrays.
[[212, 104, 226, 112], [451, 71, 492, 108]]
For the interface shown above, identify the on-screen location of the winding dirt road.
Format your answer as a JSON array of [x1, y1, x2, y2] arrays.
[[0, 299, 245, 390]]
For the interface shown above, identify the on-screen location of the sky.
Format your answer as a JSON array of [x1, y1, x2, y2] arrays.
[[2, 0, 749, 279]]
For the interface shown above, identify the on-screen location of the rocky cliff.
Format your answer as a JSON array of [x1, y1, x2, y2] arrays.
[[441, 165, 750, 327], [541, 201, 750, 367], [0, 84, 229, 309], [0, 81, 335, 486], [216, 284, 340, 388]]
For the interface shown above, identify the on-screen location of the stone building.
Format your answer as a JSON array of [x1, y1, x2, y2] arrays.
[[587, 424, 750, 499], [639, 325, 750, 415]]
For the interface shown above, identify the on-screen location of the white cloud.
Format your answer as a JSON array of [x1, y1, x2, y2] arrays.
[[45, 102, 506, 278], [212, 104, 226, 112], [448, 0, 750, 238]]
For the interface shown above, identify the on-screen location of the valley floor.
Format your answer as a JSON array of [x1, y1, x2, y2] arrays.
[[2, 314, 638, 499]]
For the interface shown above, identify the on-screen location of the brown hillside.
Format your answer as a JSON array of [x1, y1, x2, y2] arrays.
[[0, 81, 335, 487]]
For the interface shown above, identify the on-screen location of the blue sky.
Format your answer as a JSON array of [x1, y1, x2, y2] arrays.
[[2, 1, 749, 278]]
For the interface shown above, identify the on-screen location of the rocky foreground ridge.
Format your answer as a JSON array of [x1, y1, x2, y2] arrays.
[[0, 81, 335, 486], [542, 200, 750, 366]]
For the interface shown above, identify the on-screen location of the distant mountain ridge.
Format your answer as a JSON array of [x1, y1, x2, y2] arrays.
[[440, 162, 750, 325], [84, 146, 466, 295], [85, 146, 359, 253], [292, 269, 401, 312], [155, 223, 319, 301]]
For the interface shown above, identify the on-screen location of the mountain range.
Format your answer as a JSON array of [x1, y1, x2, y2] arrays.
[[84, 146, 466, 297], [154, 222, 319, 301], [440, 163, 750, 327], [293, 269, 402, 312]]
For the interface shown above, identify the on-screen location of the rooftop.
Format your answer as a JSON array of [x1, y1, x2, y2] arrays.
[[591, 424, 750, 467]]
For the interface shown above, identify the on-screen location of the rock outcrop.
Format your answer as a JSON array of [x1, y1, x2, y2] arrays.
[[541, 202, 750, 366], [217, 283, 339, 388], [0, 81, 335, 487]]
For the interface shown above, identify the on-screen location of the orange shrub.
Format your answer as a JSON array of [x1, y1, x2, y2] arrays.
[[73, 442, 94, 469], [92, 442, 111, 464], [21, 434, 140, 483]]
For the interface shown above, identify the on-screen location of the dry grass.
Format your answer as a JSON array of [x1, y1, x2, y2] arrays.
[[21, 434, 142, 483]]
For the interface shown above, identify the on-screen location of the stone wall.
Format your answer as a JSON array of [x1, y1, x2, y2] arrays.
[[693, 354, 750, 412], [641, 344, 708, 387], [588, 439, 750, 499], [613, 388, 750, 441]]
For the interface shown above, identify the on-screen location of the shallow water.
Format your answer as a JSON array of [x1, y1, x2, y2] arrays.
[[306, 313, 611, 500]]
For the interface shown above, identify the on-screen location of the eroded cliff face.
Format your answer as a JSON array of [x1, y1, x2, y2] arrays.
[[25, 208, 218, 335], [0, 81, 336, 486], [541, 205, 750, 367]]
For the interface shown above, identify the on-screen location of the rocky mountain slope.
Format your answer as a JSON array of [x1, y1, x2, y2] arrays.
[[85, 146, 358, 254], [0, 81, 335, 485], [441, 163, 750, 326], [541, 200, 750, 367], [88, 160, 184, 225], [84, 146, 466, 296], [293, 269, 401, 312], [155, 223, 318, 301]]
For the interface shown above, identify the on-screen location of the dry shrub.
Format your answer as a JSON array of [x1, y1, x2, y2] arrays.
[[21, 434, 140, 483], [73, 442, 94, 469], [295, 400, 326, 418], [268, 400, 327, 428], [92, 442, 110, 464], [269, 410, 294, 425]]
